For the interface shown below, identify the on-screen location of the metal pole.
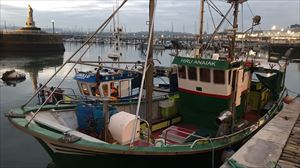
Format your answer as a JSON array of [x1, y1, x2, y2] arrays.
[[146, 0, 155, 130], [51, 20, 55, 34], [129, 0, 156, 146], [229, 1, 239, 61], [103, 97, 110, 142], [198, 0, 205, 58]]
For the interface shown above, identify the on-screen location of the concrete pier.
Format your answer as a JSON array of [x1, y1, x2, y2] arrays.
[[221, 97, 300, 168]]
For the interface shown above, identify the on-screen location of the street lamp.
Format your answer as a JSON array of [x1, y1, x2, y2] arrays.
[[51, 20, 55, 34]]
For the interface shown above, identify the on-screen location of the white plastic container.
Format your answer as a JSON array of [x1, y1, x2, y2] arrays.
[[108, 111, 140, 145]]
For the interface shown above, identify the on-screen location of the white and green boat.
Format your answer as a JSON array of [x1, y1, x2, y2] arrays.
[[6, 0, 291, 167]]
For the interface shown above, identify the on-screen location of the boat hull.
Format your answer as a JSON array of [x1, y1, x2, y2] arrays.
[[7, 89, 286, 168], [36, 137, 226, 168]]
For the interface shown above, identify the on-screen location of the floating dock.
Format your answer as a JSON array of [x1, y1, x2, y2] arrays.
[[221, 97, 300, 168]]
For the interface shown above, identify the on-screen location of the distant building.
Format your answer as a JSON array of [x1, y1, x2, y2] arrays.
[[290, 24, 300, 32], [290, 24, 300, 28]]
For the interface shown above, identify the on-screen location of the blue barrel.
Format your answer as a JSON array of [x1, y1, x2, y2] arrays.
[[76, 103, 94, 131], [76, 102, 118, 134], [92, 104, 104, 134]]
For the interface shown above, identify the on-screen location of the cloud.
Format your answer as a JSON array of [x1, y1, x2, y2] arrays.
[[1, 1, 114, 12], [1, 0, 299, 32]]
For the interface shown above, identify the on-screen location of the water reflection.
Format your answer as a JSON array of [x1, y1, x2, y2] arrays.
[[1, 77, 26, 87], [0, 51, 64, 89]]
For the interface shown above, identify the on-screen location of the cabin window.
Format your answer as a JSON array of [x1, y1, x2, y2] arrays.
[[228, 70, 232, 84], [110, 82, 119, 98], [214, 70, 225, 84], [178, 66, 186, 79], [102, 84, 109, 97], [91, 84, 100, 96], [80, 83, 90, 95], [188, 67, 197, 81], [199, 68, 211, 82]]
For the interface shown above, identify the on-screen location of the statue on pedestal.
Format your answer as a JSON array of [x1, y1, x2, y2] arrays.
[[26, 5, 35, 27], [28, 5, 33, 18]]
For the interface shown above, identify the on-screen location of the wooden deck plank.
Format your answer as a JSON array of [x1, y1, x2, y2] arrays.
[[278, 101, 300, 167]]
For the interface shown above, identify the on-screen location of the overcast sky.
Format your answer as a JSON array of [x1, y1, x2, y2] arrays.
[[1, 0, 299, 33]]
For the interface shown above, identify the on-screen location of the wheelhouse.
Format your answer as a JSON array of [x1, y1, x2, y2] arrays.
[[173, 56, 251, 130], [74, 69, 141, 100]]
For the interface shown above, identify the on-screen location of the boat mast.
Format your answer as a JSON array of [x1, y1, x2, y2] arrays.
[[228, 0, 244, 131], [129, 0, 156, 145], [197, 0, 205, 58], [116, 0, 121, 60], [228, 0, 241, 61], [145, 0, 155, 130]]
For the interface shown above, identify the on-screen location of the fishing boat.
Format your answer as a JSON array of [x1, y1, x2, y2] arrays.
[[6, 0, 291, 167]]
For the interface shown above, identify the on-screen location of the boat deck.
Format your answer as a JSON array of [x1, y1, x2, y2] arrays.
[[221, 97, 300, 168]]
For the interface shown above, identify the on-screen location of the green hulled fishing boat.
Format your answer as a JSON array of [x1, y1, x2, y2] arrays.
[[6, 0, 291, 167]]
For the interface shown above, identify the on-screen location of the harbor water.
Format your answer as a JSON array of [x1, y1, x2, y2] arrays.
[[0, 42, 299, 168]]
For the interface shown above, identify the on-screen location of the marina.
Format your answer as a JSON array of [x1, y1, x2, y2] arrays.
[[1, 0, 300, 168], [1, 43, 299, 168]]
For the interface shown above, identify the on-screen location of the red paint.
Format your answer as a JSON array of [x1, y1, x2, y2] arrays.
[[179, 87, 231, 99]]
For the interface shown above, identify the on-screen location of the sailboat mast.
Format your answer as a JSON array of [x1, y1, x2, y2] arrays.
[[228, 0, 240, 61], [116, 0, 121, 62], [113, 6, 116, 33], [198, 0, 205, 58], [145, 0, 155, 129]]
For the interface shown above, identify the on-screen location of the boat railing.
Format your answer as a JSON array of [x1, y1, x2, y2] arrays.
[[110, 94, 170, 105], [139, 118, 151, 144], [59, 87, 78, 98], [188, 87, 287, 149], [41, 89, 80, 105], [163, 127, 206, 145]]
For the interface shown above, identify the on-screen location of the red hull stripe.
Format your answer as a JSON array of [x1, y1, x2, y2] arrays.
[[178, 87, 231, 99]]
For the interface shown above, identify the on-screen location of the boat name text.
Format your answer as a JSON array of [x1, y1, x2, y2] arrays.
[[76, 73, 91, 79], [180, 59, 216, 67]]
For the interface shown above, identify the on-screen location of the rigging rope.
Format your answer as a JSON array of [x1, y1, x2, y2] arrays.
[[25, 44, 92, 127], [208, 2, 216, 30], [21, 0, 128, 108], [208, 0, 233, 27]]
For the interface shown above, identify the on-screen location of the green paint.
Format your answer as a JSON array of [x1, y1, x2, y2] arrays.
[[172, 56, 232, 70], [178, 91, 230, 131], [6, 88, 286, 162], [235, 93, 247, 122]]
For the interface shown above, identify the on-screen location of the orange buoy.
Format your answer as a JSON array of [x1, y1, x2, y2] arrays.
[[245, 60, 253, 68], [284, 96, 294, 104]]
